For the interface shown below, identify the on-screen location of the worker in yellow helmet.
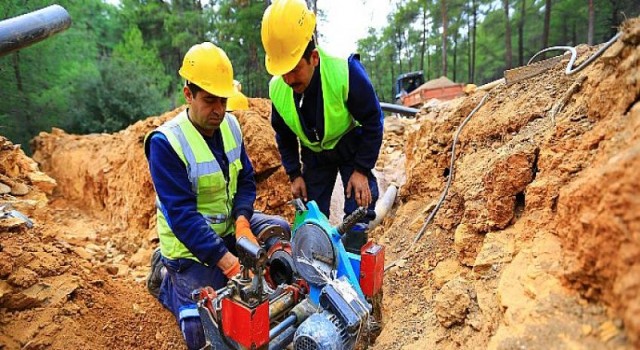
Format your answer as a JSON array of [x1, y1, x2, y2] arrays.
[[226, 80, 249, 112], [143, 42, 289, 349], [261, 0, 384, 253]]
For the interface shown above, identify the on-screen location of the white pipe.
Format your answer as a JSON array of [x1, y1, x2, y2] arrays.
[[368, 184, 398, 230]]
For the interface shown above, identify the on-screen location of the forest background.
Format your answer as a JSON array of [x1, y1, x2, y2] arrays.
[[0, 0, 637, 153]]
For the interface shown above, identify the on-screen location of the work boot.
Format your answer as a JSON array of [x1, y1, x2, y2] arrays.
[[146, 247, 166, 299], [341, 223, 369, 255]]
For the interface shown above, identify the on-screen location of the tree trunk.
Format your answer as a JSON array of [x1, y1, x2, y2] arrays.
[[467, 7, 472, 81], [609, 0, 620, 38], [395, 29, 404, 74], [543, 0, 551, 49], [503, 0, 512, 69], [453, 29, 458, 81], [420, 4, 427, 72], [518, 0, 525, 66], [588, 0, 594, 45], [471, 0, 477, 82], [427, 41, 431, 80], [441, 0, 448, 77], [12, 52, 31, 134]]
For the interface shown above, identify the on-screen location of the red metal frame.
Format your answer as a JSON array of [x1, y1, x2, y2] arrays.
[[359, 242, 385, 298], [221, 298, 270, 349]]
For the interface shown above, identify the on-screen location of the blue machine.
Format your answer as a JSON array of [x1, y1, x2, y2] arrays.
[[290, 200, 367, 304], [290, 200, 373, 350]]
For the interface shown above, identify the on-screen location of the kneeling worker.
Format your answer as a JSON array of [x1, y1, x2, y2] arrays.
[[144, 42, 290, 349]]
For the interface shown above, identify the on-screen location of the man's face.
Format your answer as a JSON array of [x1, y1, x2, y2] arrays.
[[184, 86, 227, 136], [282, 49, 319, 94]]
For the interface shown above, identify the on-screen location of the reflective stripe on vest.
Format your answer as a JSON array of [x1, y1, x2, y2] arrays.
[[269, 47, 357, 152], [146, 110, 243, 263]]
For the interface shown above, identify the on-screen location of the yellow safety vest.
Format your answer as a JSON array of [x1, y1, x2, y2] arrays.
[[145, 110, 243, 262], [269, 47, 357, 152]]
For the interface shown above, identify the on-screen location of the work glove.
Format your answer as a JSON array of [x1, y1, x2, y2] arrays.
[[220, 253, 241, 279], [235, 216, 259, 246]]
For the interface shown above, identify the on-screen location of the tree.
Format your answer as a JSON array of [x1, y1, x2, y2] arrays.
[[588, 0, 594, 45], [542, 0, 552, 49], [503, 0, 513, 69], [441, 0, 448, 76], [75, 27, 170, 133]]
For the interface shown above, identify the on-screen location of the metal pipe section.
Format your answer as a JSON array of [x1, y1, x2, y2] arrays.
[[269, 314, 297, 340], [288, 298, 315, 325], [368, 184, 398, 230], [268, 323, 297, 350], [0, 5, 72, 57], [379, 102, 419, 117], [269, 291, 295, 320]]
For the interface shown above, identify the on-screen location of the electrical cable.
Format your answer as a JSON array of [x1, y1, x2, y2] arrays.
[[528, 32, 622, 76], [384, 93, 490, 272]]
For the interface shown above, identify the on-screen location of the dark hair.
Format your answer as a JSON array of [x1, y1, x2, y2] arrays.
[[186, 81, 203, 97], [301, 38, 316, 63]]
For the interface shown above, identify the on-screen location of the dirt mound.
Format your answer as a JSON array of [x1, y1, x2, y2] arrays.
[[372, 19, 639, 349], [1, 98, 292, 349], [31, 98, 293, 248], [0, 136, 183, 349]]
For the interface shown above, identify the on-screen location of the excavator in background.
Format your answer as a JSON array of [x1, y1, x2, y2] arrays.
[[393, 71, 425, 104], [394, 71, 466, 108], [380, 70, 467, 117]]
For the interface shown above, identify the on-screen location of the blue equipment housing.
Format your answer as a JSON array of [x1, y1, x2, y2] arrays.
[[291, 200, 365, 305]]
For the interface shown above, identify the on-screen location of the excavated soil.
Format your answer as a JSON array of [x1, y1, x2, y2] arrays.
[[1, 18, 639, 350]]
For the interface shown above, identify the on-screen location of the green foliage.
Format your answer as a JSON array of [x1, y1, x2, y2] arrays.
[[357, 0, 639, 101], [0, 0, 103, 151], [210, 0, 271, 98], [71, 27, 170, 134], [1, 0, 639, 153]]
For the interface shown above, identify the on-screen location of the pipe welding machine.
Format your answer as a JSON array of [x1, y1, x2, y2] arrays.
[[193, 200, 385, 350]]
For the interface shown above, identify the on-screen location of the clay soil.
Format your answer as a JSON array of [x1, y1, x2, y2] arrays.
[[1, 18, 639, 350]]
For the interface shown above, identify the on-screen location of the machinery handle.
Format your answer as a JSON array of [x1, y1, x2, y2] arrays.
[[336, 207, 367, 235], [236, 236, 267, 270], [0, 5, 72, 57]]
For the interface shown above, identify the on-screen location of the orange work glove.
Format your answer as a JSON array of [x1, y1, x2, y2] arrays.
[[221, 255, 241, 278], [235, 216, 259, 246]]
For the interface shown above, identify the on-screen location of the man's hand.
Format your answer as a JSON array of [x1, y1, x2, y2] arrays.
[[218, 252, 240, 278], [235, 216, 258, 246], [291, 176, 307, 202], [346, 170, 372, 208]]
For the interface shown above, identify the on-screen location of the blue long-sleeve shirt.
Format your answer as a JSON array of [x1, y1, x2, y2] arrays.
[[146, 117, 256, 267], [271, 53, 384, 179]]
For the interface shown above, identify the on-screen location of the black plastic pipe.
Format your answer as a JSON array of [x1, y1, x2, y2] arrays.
[[268, 324, 296, 350], [379, 102, 419, 117], [269, 314, 297, 340], [0, 5, 72, 57]]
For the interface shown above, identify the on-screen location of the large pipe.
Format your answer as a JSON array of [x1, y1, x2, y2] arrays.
[[368, 184, 398, 230], [379, 102, 419, 117], [269, 314, 297, 340], [269, 291, 295, 320], [0, 5, 72, 57], [268, 324, 296, 350]]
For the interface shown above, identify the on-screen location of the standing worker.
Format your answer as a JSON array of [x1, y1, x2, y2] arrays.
[[144, 42, 290, 349], [261, 0, 384, 253]]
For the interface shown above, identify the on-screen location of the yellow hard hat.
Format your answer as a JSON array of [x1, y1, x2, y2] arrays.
[[261, 0, 316, 76], [227, 80, 249, 111], [179, 42, 237, 98]]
